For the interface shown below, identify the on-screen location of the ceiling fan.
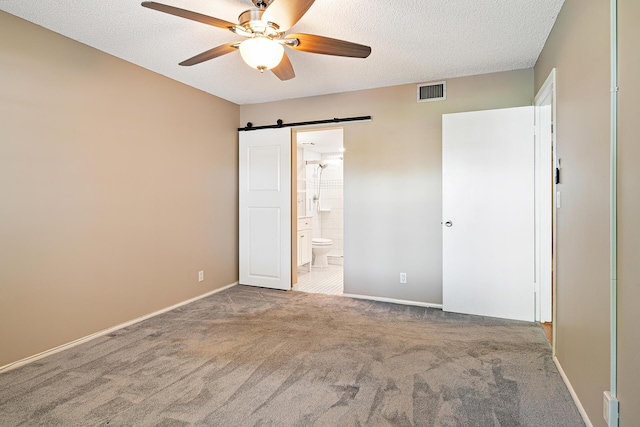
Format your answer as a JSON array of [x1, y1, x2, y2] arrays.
[[141, 0, 372, 81]]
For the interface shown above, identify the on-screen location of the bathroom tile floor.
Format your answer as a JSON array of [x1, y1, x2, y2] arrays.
[[293, 264, 343, 295]]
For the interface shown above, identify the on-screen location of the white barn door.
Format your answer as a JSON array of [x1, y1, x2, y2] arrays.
[[442, 107, 534, 321], [239, 128, 291, 290]]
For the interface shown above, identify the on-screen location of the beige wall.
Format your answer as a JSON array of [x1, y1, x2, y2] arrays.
[[535, 0, 640, 425], [241, 70, 532, 304], [0, 12, 240, 367], [617, 0, 640, 424]]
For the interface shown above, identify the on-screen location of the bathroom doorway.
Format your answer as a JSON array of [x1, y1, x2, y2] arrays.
[[292, 127, 344, 295]]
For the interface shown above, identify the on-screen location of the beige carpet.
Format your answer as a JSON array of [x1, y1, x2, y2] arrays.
[[0, 285, 584, 426]]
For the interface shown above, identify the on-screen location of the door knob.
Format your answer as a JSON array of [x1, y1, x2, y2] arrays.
[[445, 221, 453, 227]]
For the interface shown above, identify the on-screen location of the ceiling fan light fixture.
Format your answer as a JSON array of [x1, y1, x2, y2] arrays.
[[239, 36, 284, 72]]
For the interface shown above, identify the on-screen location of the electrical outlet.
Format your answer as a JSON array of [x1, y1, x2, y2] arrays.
[[603, 391, 619, 426], [198, 270, 204, 282], [400, 272, 407, 283]]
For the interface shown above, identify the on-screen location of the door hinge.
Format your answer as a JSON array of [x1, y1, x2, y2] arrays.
[[551, 124, 554, 133]]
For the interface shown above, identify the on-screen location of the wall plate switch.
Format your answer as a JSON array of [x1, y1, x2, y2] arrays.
[[198, 271, 204, 282], [603, 391, 619, 426], [400, 272, 407, 284]]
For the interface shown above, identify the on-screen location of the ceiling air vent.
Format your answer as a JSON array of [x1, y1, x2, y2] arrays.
[[417, 81, 446, 103]]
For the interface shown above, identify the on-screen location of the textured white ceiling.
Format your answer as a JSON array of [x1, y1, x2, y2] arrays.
[[0, 0, 564, 105]]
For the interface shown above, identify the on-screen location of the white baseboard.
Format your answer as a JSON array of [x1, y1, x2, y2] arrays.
[[342, 293, 443, 309], [553, 356, 593, 427], [0, 282, 238, 374]]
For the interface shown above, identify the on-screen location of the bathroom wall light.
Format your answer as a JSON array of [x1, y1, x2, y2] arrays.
[[239, 36, 284, 72]]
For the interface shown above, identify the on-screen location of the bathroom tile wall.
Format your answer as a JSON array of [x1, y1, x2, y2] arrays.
[[319, 157, 344, 256], [296, 147, 305, 216], [303, 149, 322, 238]]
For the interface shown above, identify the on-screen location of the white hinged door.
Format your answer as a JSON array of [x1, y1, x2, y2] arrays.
[[442, 107, 535, 321]]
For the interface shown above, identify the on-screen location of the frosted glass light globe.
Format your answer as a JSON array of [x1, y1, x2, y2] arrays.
[[239, 37, 284, 71]]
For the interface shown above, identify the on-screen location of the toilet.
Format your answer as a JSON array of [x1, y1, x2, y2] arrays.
[[311, 238, 333, 268]]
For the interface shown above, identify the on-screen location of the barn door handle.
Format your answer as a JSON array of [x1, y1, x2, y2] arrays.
[[444, 221, 453, 227]]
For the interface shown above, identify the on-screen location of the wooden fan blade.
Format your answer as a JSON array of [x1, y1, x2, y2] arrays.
[[285, 33, 371, 58], [179, 43, 239, 66], [141, 2, 236, 30], [262, 0, 315, 31], [271, 52, 295, 81]]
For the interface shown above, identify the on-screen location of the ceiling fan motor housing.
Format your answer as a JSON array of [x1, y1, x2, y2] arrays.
[[238, 9, 280, 35]]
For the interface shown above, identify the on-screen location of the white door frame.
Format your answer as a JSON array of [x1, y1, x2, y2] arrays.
[[534, 69, 557, 350], [292, 125, 346, 280]]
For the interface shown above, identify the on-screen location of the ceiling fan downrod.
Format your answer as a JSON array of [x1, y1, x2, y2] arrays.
[[252, 0, 273, 8]]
